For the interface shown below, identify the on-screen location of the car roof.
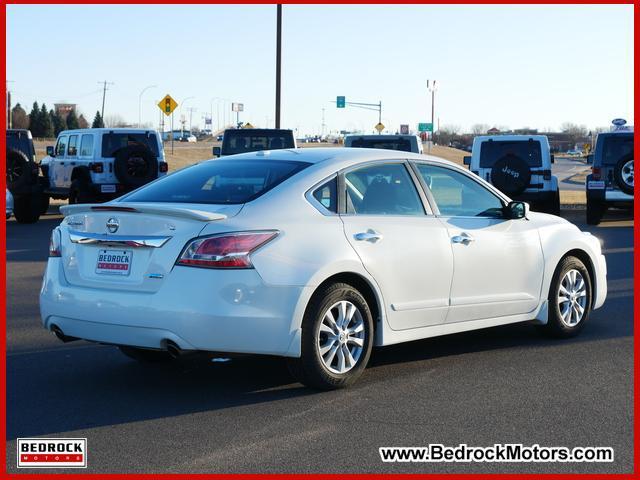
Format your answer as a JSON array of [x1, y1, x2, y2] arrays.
[[210, 147, 452, 167], [58, 128, 159, 135], [223, 128, 293, 134], [474, 134, 548, 142]]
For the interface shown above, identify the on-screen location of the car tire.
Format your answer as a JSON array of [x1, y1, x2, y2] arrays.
[[12, 194, 42, 224], [586, 199, 605, 225], [6, 148, 31, 191], [614, 154, 633, 195], [118, 346, 172, 363], [40, 194, 51, 215], [69, 179, 94, 204], [538, 256, 592, 338], [287, 282, 374, 390], [548, 190, 561, 216]]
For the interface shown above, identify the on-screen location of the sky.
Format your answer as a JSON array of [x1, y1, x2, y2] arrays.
[[6, 4, 634, 136]]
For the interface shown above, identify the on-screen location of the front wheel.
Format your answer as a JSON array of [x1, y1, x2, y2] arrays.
[[539, 256, 592, 338], [287, 283, 374, 390]]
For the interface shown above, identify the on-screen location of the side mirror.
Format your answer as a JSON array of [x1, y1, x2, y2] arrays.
[[550, 154, 555, 164], [46, 146, 55, 156], [212, 146, 221, 157], [504, 201, 529, 220], [463, 155, 471, 166]]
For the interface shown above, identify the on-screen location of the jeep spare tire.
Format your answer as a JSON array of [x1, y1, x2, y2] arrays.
[[6, 148, 31, 191], [614, 154, 633, 195], [490, 154, 531, 196], [113, 146, 158, 188]]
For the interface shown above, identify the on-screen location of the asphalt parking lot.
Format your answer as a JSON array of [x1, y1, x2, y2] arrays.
[[6, 207, 633, 474]]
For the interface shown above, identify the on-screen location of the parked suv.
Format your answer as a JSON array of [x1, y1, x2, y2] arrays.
[[6, 129, 47, 223], [464, 135, 560, 215], [41, 129, 168, 204], [212, 128, 296, 157], [344, 134, 424, 154], [585, 120, 633, 225]]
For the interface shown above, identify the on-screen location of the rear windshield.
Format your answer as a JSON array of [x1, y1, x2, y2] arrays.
[[479, 140, 542, 168], [122, 159, 309, 205], [222, 130, 294, 155], [102, 133, 159, 157], [348, 137, 413, 152], [600, 135, 633, 165]]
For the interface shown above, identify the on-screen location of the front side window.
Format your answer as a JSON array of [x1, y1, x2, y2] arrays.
[[345, 163, 424, 216], [55, 136, 68, 156], [67, 135, 78, 157], [79, 134, 94, 156], [417, 164, 504, 217], [122, 159, 309, 205]]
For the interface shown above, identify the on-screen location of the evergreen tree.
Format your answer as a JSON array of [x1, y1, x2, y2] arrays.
[[66, 109, 80, 130], [78, 114, 89, 129], [39, 104, 54, 138], [92, 110, 104, 128], [50, 109, 67, 136], [28, 102, 41, 137], [11, 103, 29, 129]]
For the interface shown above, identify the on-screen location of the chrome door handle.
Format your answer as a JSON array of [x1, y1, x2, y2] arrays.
[[354, 230, 383, 243], [451, 232, 475, 245]]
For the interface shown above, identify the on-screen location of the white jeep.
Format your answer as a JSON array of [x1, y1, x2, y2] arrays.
[[464, 135, 560, 215], [41, 128, 167, 204]]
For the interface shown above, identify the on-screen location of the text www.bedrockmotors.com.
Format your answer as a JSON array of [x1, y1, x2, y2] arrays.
[[380, 444, 614, 463]]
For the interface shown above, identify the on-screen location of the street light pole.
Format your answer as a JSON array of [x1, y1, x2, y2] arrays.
[[138, 84, 157, 128], [179, 96, 195, 136], [275, 4, 282, 129], [427, 80, 437, 145]]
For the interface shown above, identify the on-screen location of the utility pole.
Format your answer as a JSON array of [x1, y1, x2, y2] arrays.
[[6, 80, 14, 129], [321, 108, 326, 137], [99, 80, 114, 120], [187, 107, 197, 132], [427, 80, 437, 146], [275, 4, 282, 128]]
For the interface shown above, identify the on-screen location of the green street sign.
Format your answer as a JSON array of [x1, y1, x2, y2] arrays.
[[336, 96, 346, 108], [418, 122, 433, 132]]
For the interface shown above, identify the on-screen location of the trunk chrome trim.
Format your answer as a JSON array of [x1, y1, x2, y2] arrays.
[[68, 230, 172, 248]]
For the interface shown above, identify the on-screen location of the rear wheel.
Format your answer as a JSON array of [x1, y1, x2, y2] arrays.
[[538, 256, 592, 338], [40, 194, 51, 215], [69, 179, 94, 204], [287, 282, 374, 390], [6, 149, 31, 190], [586, 199, 605, 225], [118, 346, 172, 363], [12, 194, 42, 224]]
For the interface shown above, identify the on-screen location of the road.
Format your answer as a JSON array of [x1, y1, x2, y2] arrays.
[[554, 155, 590, 191], [6, 208, 633, 474]]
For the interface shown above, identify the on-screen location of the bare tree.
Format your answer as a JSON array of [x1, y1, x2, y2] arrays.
[[471, 123, 490, 135], [436, 124, 462, 146], [104, 114, 128, 128], [561, 122, 588, 145]]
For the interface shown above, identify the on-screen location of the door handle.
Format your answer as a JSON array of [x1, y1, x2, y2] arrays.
[[354, 229, 383, 243], [451, 232, 475, 245]]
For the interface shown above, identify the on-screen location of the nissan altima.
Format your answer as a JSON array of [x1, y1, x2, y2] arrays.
[[40, 148, 607, 389]]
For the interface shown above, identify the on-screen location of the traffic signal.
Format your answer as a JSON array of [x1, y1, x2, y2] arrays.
[[165, 98, 171, 113], [336, 96, 345, 108]]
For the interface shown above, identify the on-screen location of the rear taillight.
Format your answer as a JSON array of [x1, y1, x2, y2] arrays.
[[177, 231, 278, 269], [49, 228, 61, 257], [90, 162, 104, 173], [592, 167, 601, 180], [159, 162, 168, 173]]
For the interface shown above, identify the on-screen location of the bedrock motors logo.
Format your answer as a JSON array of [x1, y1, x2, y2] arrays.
[[17, 438, 87, 468]]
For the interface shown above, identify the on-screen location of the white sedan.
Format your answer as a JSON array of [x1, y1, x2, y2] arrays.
[[40, 148, 607, 389]]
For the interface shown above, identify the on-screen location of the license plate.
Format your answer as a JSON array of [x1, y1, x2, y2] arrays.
[[101, 185, 116, 193], [96, 249, 132, 276], [588, 181, 605, 190]]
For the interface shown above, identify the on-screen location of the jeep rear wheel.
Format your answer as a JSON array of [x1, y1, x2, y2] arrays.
[[13, 194, 42, 224], [586, 199, 605, 225], [69, 179, 94, 204], [6, 149, 31, 191]]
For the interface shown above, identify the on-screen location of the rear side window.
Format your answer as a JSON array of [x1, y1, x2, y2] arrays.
[[101, 133, 159, 157], [67, 135, 78, 157], [122, 160, 309, 205], [222, 130, 294, 155], [80, 134, 94, 156], [55, 136, 68, 156], [479, 140, 542, 168], [312, 178, 337, 213], [600, 135, 633, 165]]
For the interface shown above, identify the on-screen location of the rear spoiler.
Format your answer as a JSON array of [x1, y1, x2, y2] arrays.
[[60, 203, 227, 222]]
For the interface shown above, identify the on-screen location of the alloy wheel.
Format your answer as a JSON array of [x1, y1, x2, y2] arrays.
[[317, 300, 366, 374], [557, 269, 588, 327]]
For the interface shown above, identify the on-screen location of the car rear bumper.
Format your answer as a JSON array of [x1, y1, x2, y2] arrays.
[[586, 174, 633, 205], [40, 259, 309, 357]]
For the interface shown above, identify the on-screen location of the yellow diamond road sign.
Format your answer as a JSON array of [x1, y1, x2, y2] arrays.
[[375, 122, 385, 132], [158, 94, 178, 116]]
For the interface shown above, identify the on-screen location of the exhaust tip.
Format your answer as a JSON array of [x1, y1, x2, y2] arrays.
[[165, 340, 182, 359], [51, 325, 80, 343]]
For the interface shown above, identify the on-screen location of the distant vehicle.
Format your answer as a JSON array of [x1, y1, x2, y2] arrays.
[[6, 129, 47, 223], [585, 119, 633, 224], [344, 134, 424, 154], [464, 135, 560, 215], [216, 135, 224, 142], [566, 149, 583, 156], [213, 128, 296, 157], [41, 128, 168, 205], [179, 134, 197, 143], [6, 189, 14, 219]]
